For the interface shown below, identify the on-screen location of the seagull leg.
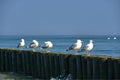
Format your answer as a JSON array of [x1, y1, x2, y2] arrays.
[[88, 52, 91, 56], [75, 50, 79, 54], [46, 48, 51, 52]]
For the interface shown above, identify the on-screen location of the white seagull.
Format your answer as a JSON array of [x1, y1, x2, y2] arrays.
[[27, 40, 39, 48], [66, 39, 82, 53], [41, 41, 53, 51], [78, 40, 94, 54], [17, 39, 25, 48]]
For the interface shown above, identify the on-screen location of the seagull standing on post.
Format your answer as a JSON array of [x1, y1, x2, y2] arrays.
[[41, 41, 53, 52], [27, 40, 39, 48], [78, 40, 94, 55], [66, 39, 82, 53], [17, 39, 25, 48]]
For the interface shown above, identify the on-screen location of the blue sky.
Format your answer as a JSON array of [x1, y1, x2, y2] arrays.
[[0, 0, 120, 35]]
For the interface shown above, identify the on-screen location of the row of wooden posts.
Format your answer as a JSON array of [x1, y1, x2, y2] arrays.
[[0, 48, 120, 79]]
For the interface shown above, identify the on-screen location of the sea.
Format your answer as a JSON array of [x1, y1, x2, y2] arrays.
[[0, 35, 120, 58]]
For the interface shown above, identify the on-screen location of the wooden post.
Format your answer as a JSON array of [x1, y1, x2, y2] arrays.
[[49, 54, 55, 78], [86, 56, 93, 79], [76, 55, 83, 79], [35, 52, 41, 78], [0, 50, 2, 71], [69, 55, 77, 79], [99, 57, 108, 79], [43, 54, 48, 79], [1, 50, 6, 72], [56, 54, 60, 77], [25, 52, 30, 75], [31, 52, 38, 78], [61, 54, 72, 77], [4, 50, 9, 72], [40, 54, 46, 78], [60, 54, 66, 78], [54, 54, 60, 77], [16, 51, 21, 73], [92, 56, 100, 79], [81, 55, 88, 79], [113, 58, 120, 79], [21, 51, 26, 74], [29, 51, 34, 76], [108, 58, 114, 79]]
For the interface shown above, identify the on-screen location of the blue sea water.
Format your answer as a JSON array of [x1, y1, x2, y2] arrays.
[[0, 35, 120, 57]]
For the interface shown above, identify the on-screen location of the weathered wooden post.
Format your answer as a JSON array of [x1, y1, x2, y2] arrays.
[[86, 56, 93, 79], [49, 54, 55, 78], [42, 53, 50, 79], [4, 50, 9, 72], [69, 55, 77, 79], [81, 55, 88, 79], [0, 50, 1, 71], [76, 55, 83, 79], [16, 50, 22, 74], [34, 52, 41, 78], [21, 51, 26, 74], [61, 54, 72, 77], [25, 51, 30, 75], [99, 57, 108, 79], [12, 50, 18, 73], [29, 51, 34, 76], [40, 53, 46, 78], [113, 58, 120, 79], [0, 50, 5, 72], [57, 53, 66, 79], [92, 56, 100, 79], [30, 51, 38, 78], [108, 58, 114, 79]]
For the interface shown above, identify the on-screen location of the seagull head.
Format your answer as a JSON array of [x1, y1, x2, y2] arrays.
[[45, 41, 53, 46], [32, 40, 39, 46], [90, 40, 93, 43], [45, 41, 52, 43], [32, 40, 37, 43], [77, 39, 83, 43], [21, 39, 25, 42]]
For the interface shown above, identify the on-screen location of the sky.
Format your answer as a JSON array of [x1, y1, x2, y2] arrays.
[[0, 0, 120, 35]]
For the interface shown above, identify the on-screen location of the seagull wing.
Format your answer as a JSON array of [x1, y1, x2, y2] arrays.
[[41, 43, 49, 49], [81, 44, 89, 52], [68, 43, 77, 50], [17, 42, 21, 48], [29, 42, 36, 48], [17, 42, 23, 48]]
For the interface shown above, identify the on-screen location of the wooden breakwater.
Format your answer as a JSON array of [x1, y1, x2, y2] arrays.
[[0, 48, 120, 79]]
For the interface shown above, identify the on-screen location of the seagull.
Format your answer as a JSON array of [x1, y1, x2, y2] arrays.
[[27, 40, 39, 48], [41, 41, 53, 51], [17, 38, 25, 48], [78, 40, 94, 54], [66, 39, 82, 53]]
